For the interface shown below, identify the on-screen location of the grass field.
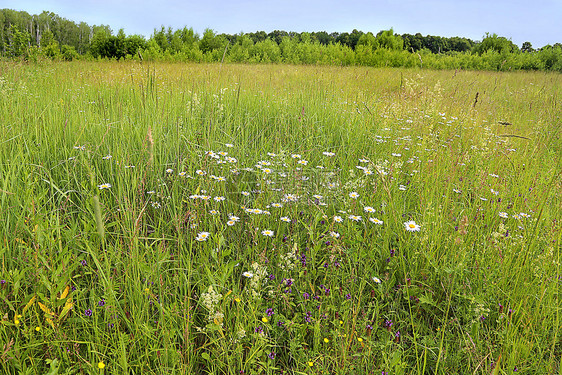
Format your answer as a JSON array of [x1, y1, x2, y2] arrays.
[[0, 60, 561, 374]]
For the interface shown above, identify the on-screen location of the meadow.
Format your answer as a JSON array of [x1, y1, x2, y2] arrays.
[[0, 60, 560, 374]]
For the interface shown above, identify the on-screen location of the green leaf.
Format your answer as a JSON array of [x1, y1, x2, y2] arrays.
[[418, 294, 436, 307], [206, 323, 221, 331], [491, 353, 502, 375]]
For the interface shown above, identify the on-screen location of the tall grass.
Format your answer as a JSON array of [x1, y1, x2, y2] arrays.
[[0, 60, 560, 374]]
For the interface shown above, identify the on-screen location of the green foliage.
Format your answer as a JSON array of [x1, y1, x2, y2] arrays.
[[199, 28, 227, 54], [42, 42, 61, 59], [7, 24, 30, 58], [537, 45, 562, 70], [473, 33, 519, 55], [124, 34, 147, 57], [375, 28, 404, 50], [89, 27, 146, 59], [1, 8, 562, 71], [357, 32, 377, 49], [0, 61, 561, 374], [89, 27, 111, 58], [60, 45, 79, 61], [152, 26, 169, 51], [521, 41, 534, 53]]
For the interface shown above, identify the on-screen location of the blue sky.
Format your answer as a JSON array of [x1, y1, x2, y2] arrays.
[[3, 0, 561, 48]]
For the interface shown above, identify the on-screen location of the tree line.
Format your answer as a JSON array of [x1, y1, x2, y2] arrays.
[[2, 8, 562, 71]]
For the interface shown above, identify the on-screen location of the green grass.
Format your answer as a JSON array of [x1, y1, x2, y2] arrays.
[[0, 60, 561, 374]]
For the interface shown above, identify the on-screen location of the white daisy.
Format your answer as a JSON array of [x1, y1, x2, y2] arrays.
[[195, 232, 210, 241], [404, 221, 420, 232]]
